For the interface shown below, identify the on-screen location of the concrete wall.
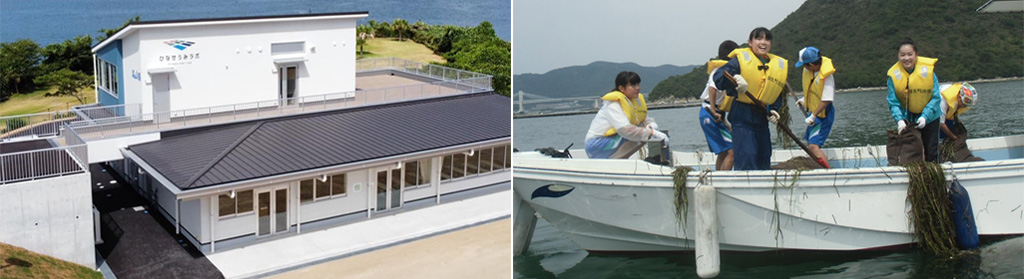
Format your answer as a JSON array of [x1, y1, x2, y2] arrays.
[[0, 173, 96, 268], [121, 17, 359, 115]]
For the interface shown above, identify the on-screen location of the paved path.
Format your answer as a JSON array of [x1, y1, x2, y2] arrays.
[[267, 218, 511, 279], [205, 190, 511, 279]]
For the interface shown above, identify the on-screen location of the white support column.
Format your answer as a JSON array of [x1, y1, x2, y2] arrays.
[[175, 199, 180, 235], [366, 169, 373, 218], [210, 196, 216, 253], [296, 182, 301, 234], [434, 156, 442, 204]]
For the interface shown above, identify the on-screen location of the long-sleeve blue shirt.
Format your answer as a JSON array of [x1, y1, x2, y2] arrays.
[[886, 72, 941, 122], [713, 57, 784, 112]]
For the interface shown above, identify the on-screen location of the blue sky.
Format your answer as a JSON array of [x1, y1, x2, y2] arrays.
[[513, 0, 806, 74]]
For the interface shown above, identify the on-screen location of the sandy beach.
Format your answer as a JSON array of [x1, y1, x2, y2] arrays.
[[267, 218, 511, 279]]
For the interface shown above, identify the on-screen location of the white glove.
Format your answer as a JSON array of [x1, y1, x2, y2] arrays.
[[897, 120, 907, 134], [650, 130, 669, 143], [805, 114, 816, 126], [645, 122, 659, 131], [767, 110, 780, 124], [795, 98, 805, 110], [733, 74, 748, 94], [916, 117, 927, 129]]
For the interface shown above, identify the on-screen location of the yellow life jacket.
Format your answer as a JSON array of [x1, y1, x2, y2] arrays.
[[801, 57, 836, 118], [941, 83, 969, 120], [706, 59, 728, 74], [706, 59, 734, 111], [887, 57, 937, 114], [601, 91, 648, 137], [727, 48, 788, 106]]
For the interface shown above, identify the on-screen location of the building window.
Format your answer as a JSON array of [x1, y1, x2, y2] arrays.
[[403, 159, 432, 188], [97, 59, 118, 97], [271, 42, 305, 55], [218, 189, 254, 218], [301, 173, 347, 204], [493, 145, 506, 171], [439, 144, 511, 182], [480, 148, 493, 173]]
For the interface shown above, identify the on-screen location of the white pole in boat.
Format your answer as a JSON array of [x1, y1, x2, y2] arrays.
[[695, 184, 720, 278], [512, 193, 538, 256]]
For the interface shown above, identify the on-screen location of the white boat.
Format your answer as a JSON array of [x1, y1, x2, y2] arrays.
[[513, 135, 1024, 252]]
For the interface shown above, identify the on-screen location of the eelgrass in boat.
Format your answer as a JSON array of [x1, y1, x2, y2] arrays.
[[904, 161, 959, 257], [672, 166, 691, 230]]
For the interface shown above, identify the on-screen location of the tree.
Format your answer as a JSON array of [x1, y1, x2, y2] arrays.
[[40, 35, 94, 75], [33, 68, 92, 105], [0, 39, 43, 96], [356, 25, 372, 54], [392, 19, 411, 41], [97, 16, 140, 42]]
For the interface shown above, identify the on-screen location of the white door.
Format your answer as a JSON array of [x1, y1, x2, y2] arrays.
[[279, 66, 298, 106], [257, 187, 289, 237], [374, 168, 403, 212], [152, 74, 171, 123]]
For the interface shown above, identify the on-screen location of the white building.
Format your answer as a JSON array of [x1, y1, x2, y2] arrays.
[[92, 12, 368, 117]]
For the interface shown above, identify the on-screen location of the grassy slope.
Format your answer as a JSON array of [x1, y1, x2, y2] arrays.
[[357, 38, 445, 64], [0, 242, 102, 279], [0, 86, 95, 117]]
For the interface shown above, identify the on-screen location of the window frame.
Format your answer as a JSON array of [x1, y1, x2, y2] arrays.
[[300, 172, 349, 204], [217, 189, 255, 219]]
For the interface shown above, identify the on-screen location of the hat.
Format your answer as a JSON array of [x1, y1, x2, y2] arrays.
[[795, 47, 820, 67], [959, 83, 977, 107]]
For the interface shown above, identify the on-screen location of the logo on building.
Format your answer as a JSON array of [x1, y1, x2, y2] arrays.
[[164, 40, 195, 51]]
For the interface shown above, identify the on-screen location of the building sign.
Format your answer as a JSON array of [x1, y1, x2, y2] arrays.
[[154, 39, 202, 67]]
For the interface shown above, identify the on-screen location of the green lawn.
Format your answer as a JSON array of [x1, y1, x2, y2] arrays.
[[357, 38, 446, 64], [0, 86, 95, 117], [0, 242, 103, 279]]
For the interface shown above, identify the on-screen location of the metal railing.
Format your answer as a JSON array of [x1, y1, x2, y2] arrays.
[[72, 103, 142, 123], [66, 78, 492, 140], [357, 57, 492, 89], [1, 111, 81, 140], [0, 126, 88, 184]]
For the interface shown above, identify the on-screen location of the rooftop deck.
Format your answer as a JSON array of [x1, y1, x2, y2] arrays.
[[0, 57, 493, 184]]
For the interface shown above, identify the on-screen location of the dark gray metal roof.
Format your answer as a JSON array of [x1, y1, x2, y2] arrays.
[[129, 92, 510, 190]]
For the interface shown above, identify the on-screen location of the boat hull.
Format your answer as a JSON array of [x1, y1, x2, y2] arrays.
[[513, 136, 1024, 252]]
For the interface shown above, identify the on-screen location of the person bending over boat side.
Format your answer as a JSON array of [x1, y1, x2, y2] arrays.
[[713, 27, 788, 170], [585, 71, 667, 159], [938, 82, 977, 141], [794, 46, 835, 169], [699, 40, 738, 170], [886, 38, 943, 163]]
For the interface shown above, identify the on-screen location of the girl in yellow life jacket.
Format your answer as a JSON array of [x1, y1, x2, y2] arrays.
[[711, 27, 787, 170], [585, 71, 666, 159], [938, 82, 977, 141], [885, 38, 944, 163]]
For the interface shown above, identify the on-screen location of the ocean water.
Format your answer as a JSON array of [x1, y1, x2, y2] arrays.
[[0, 0, 510, 45], [513, 79, 1024, 278]]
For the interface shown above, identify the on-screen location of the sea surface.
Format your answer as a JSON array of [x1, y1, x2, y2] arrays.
[[0, 0, 510, 46], [513, 79, 1024, 278]]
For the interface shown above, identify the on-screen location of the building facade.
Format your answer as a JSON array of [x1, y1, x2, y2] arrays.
[[92, 12, 368, 117]]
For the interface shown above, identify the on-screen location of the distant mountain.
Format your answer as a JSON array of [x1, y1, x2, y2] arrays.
[[513, 61, 697, 99], [649, 0, 1023, 101]]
